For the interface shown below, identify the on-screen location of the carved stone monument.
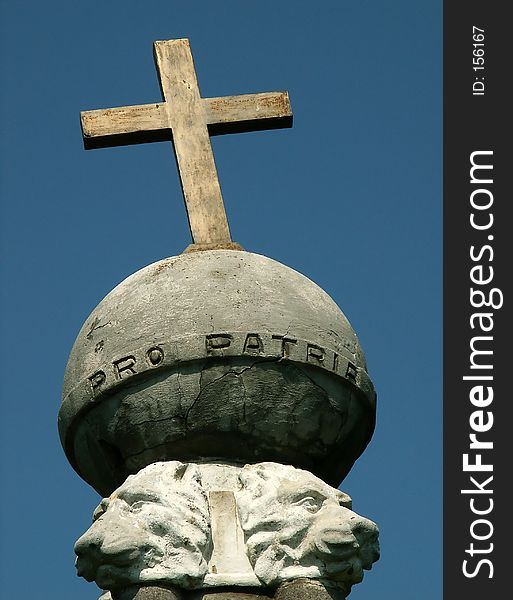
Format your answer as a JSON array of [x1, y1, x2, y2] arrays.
[[60, 38, 379, 600]]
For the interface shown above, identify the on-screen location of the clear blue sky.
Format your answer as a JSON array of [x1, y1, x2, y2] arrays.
[[0, 1, 441, 598]]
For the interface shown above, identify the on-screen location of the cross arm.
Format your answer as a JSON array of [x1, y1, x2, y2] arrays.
[[80, 91, 292, 149], [205, 92, 293, 136], [80, 103, 170, 149]]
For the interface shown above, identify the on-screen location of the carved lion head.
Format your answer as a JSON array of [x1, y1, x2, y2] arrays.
[[74, 461, 211, 591], [236, 462, 380, 589]]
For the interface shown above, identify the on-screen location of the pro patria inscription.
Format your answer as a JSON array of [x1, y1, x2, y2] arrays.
[[66, 330, 369, 407], [81, 39, 292, 246]]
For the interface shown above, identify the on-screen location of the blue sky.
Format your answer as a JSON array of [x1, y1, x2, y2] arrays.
[[0, 1, 441, 598]]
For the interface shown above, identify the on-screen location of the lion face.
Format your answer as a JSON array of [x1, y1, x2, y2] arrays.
[[236, 462, 379, 589], [74, 461, 211, 591]]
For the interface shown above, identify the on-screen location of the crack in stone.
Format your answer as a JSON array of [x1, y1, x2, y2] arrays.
[[240, 378, 248, 426], [86, 317, 112, 340], [297, 367, 347, 445], [127, 414, 185, 427], [183, 360, 267, 429], [176, 372, 185, 408], [122, 358, 343, 460]]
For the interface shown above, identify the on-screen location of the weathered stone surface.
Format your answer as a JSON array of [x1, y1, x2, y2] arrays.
[[75, 462, 211, 590], [189, 590, 272, 600], [59, 250, 376, 496], [74, 461, 378, 594], [112, 586, 183, 600], [236, 463, 379, 589], [208, 490, 255, 582], [275, 579, 347, 600], [106, 587, 273, 600], [106, 588, 272, 600]]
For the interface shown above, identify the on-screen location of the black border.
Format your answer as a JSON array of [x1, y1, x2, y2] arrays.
[[444, 2, 510, 597]]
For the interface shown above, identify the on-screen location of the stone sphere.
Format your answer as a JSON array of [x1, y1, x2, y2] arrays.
[[59, 250, 376, 496]]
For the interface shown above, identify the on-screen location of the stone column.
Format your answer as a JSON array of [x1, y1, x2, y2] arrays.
[[275, 580, 347, 600], [112, 586, 183, 600], [113, 585, 346, 600], [189, 589, 272, 600]]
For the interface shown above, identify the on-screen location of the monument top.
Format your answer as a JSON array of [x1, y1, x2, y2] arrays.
[[65, 36, 380, 600], [80, 38, 293, 249], [65, 38, 376, 499]]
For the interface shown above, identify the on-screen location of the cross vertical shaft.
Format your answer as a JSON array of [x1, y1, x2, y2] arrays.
[[155, 40, 230, 245]]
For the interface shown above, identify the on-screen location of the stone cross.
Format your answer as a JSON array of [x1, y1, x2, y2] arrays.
[[80, 38, 292, 246]]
